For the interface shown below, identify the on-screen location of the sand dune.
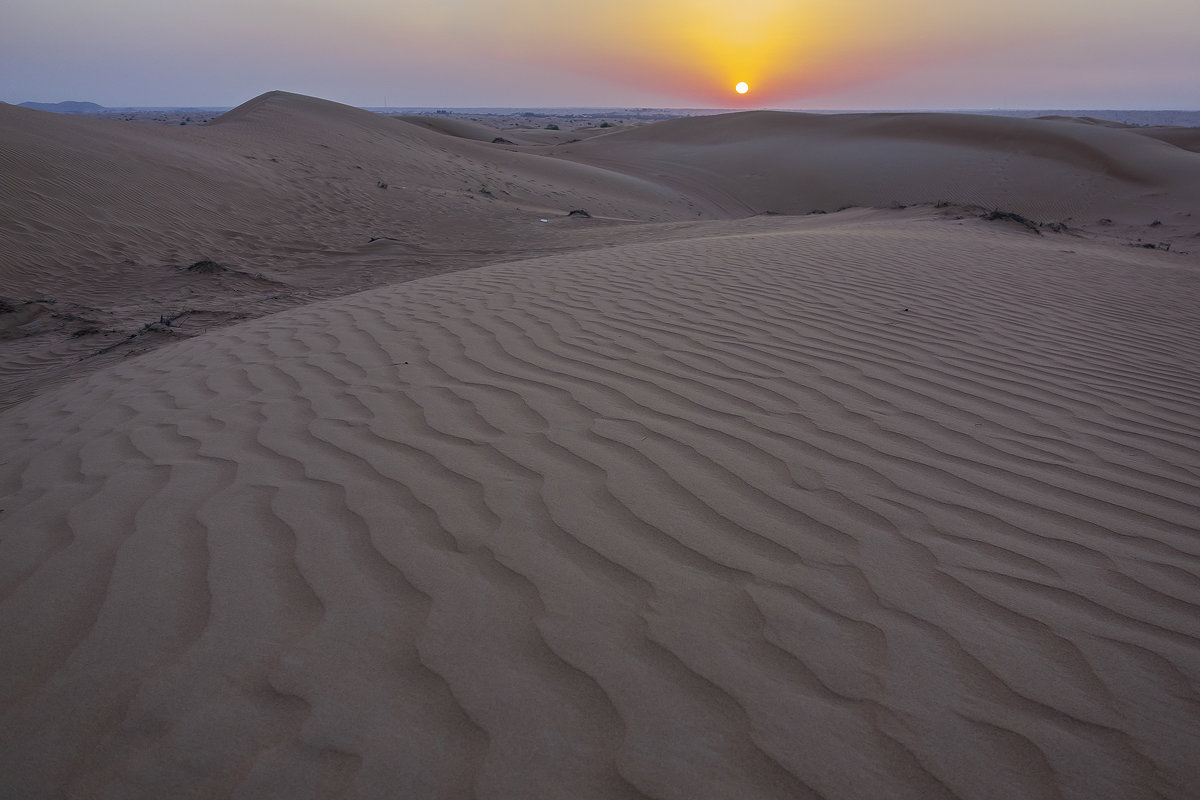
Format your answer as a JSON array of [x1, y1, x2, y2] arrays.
[[0, 90, 696, 286], [395, 113, 524, 142], [2, 93, 1200, 799], [557, 110, 1200, 222], [4, 92, 1198, 403], [1134, 127, 1200, 155], [1037, 116, 1200, 154], [0, 92, 703, 405], [393, 114, 609, 147]]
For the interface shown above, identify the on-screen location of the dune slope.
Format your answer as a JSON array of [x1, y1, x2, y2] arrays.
[[0, 92, 703, 406], [5, 95, 1200, 408], [2, 212, 1198, 799], [557, 110, 1200, 222], [0, 91, 698, 289]]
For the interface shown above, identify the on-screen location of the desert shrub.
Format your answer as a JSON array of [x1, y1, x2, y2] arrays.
[[984, 209, 1041, 234]]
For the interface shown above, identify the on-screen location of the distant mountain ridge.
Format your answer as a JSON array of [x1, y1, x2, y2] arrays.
[[18, 100, 104, 113]]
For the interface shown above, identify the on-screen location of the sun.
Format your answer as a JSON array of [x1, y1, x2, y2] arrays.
[[735, 81, 750, 94]]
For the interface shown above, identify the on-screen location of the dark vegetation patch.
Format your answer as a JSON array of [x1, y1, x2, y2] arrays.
[[982, 209, 1042, 234], [187, 259, 226, 274]]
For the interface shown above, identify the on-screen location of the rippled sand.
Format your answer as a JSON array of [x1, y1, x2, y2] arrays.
[[3, 93, 1199, 799]]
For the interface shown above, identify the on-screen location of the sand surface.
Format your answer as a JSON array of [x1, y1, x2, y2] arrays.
[[2, 92, 1200, 799]]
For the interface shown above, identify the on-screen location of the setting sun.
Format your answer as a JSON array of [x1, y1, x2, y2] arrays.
[[735, 81, 750, 94]]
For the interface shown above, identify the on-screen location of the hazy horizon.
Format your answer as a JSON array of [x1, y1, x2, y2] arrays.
[[10, 101, 1200, 118], [4, 1, 1199, 110]]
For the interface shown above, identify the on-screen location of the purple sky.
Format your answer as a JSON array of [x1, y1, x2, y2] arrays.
[[4, 0, 1198, 109]]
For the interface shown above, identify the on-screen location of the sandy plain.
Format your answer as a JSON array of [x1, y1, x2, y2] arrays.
[[2, 91, 1199, 799]]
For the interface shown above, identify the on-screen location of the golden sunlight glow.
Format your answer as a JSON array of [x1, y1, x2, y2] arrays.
[[616, 1, 858, 103], [485, 0, 953, 105]]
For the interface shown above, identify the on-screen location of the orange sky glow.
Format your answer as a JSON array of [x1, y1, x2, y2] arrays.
[[3, 0, 1198, 107]]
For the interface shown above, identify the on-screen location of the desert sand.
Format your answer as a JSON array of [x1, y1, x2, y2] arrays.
[[2, 91, 1199, 799]]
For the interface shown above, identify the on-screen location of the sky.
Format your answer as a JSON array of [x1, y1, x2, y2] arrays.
[[3, 0, 1198, 109]]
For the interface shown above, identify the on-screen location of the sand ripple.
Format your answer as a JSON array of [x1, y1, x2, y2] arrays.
[[2, 216, 1199, 799]]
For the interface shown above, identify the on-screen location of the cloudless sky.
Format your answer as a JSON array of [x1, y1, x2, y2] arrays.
[[3, 0, 1198, 108]]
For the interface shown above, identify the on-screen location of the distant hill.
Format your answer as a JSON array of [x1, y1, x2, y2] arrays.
[[18, 100, 104, 114]]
